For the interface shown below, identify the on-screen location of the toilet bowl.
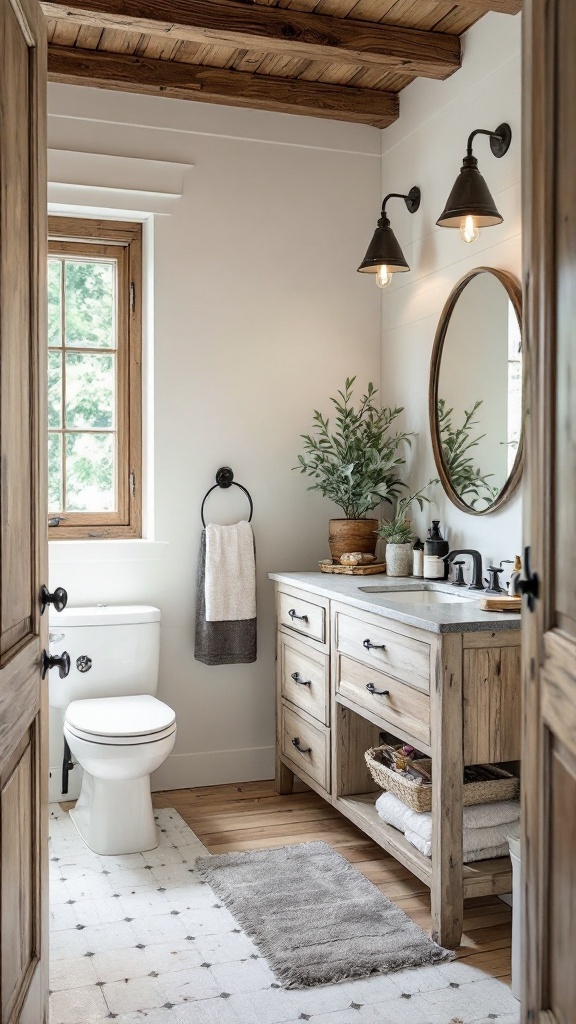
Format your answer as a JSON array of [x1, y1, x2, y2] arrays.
[[64, 694, 176, 855], [49, 605, 176, 856]]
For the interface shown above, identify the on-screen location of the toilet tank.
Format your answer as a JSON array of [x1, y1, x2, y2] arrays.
[[48, 605, 161, 710]]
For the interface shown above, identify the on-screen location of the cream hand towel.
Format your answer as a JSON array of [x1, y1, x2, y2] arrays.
[[205, 521, 256, 623]]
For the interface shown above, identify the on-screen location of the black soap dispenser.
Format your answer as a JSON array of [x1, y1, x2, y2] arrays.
[[423, 521, 449, 580]]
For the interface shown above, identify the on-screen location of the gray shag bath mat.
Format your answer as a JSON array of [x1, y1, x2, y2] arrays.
[[196, 840, 453, 988]]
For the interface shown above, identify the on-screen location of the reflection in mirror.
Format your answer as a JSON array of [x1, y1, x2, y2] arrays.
[[430, 268, 523, 515]]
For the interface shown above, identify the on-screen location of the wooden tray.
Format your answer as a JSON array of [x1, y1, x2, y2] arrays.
[[318, 560, 386, 576], [479, 596, 521, 612]]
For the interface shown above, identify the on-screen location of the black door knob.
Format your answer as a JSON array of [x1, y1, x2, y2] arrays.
[[40, 585, 68, 615], [41, 650, 71, 680], [513, 545, 539, 611]]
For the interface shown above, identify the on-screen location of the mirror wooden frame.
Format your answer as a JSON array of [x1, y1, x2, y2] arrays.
[[429, 266, 524, 516]]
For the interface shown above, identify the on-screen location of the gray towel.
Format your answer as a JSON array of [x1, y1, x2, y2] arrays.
[[194, 530, 257, 666]]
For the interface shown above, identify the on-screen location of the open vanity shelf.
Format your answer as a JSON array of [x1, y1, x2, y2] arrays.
[[271, 574, 521, 948]]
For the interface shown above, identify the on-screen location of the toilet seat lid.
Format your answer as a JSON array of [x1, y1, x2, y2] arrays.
[[65, 695, 176, 739]]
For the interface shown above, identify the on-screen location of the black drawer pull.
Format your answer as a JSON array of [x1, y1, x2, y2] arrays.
[[289, 609, 309, 623], [291, 672, 312, 687], [363, 638, 386, 651], [292, 737, 312, 754], [366, 682, 390, 697]]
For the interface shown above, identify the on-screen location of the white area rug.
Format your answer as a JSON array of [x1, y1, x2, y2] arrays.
[[49, 803, 520, 1024]]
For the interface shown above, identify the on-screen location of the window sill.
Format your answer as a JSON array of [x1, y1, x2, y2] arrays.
[[49, 539, 169, 562]]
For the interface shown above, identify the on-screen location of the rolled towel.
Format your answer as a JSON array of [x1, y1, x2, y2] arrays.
[[375, 792, 520, 857], [403, 828, 509, 863], [400, 801, 519, 844]]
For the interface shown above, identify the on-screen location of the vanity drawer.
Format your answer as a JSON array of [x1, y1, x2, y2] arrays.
[[336, 654, 430, 746], [277, 589, 326, 645], [334, 609, 430, 692], [279, 633, 329, 725], [281, 702, 330, 792]]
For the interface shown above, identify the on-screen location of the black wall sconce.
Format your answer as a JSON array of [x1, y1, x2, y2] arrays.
[[358, 186, 421, 289], [437, 123, 512, 243]]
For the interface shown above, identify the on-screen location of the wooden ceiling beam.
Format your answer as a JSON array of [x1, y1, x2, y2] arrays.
[[439, 0, 521, 11], [47, 45, 400, 128], [41, 0, 461, 79]]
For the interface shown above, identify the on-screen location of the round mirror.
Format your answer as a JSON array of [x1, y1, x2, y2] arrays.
[[429, 267, 523, 515]]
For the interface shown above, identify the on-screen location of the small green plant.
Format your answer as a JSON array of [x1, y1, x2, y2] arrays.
[[438, 399, 499, 508], [294, 377, 414, 519], [376, 484, 436, 545]]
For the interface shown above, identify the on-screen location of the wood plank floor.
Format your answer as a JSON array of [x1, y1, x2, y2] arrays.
[[153, 779, 512, 985]]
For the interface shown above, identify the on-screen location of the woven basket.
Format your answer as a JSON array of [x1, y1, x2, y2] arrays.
[[365, 746, 518, 814]]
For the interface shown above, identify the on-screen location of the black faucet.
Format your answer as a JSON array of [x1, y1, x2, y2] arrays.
[[444, 550, 485, 590]]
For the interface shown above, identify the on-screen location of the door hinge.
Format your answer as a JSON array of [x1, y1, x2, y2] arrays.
[[130, 281, 136, 314], [130, 471, 136, 497]]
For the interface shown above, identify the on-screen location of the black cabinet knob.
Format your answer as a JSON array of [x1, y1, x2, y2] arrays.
[[363, 638, 386, 651], [291, 672, 312, 687], [40, 585, 68, 615], [288, 609, 309, 623], [41, 650, 70, 680], [365, 682, 390, 697], [291, 737, 312, 755]]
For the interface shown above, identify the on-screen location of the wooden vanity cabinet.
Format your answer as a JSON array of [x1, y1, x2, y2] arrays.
[[274, 584, 521, 949]]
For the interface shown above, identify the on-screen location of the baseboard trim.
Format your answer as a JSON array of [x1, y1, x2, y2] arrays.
[[151, 745, 275, 791], [49, 746, 275, 801]]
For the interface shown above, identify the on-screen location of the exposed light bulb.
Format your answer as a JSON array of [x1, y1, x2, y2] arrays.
[[460, 214, 480, 244], [375, 265, 393, 289]]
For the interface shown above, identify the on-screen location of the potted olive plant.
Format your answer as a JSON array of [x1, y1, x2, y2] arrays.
[[294, 377, 414, 561], [377, 485, 436, 577]]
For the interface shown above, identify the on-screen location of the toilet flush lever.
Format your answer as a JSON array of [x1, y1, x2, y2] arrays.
[[41, 650, 70, 680]]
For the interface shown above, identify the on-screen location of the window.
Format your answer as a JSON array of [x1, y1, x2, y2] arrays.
[[47, 218, 142, 539]]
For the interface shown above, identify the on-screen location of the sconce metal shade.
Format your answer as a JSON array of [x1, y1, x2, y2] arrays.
[[357, 215, 410, 274], [436, 154, 503, 228]]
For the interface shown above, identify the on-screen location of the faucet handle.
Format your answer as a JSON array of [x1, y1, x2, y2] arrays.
[[485, 565, 506, 594], [451, 560, 467, 587]]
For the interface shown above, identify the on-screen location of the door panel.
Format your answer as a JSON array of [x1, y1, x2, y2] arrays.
[[548, 745, 576, 1024], [1, 735, 35, 1024], [1, 0, 33, 658], [522, 0, 576, 1020], [0, 0, 48, 1021]]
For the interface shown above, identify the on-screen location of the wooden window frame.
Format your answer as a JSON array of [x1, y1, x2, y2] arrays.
[[47, 217, 142, 540]]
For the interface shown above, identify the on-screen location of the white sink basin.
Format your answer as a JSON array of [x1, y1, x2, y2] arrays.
[[358, 587, 474, 605]]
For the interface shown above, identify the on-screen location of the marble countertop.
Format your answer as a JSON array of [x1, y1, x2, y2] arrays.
[[268, 571, 522, 634]]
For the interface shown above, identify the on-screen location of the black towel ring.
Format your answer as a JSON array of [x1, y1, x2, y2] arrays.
[[201, 467, 254, 527]]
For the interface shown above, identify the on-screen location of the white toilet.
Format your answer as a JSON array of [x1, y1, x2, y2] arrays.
[[49, 605, 176, 856]]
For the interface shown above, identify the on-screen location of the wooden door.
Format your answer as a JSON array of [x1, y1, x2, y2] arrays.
[[522, 1, 576, 1021], [0, 1, 49, 1021]]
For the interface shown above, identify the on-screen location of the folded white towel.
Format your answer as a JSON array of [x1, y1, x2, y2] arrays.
[[375, 791, 520, 858], [204, 521, 256, 622], [403, 828, 509, 863]]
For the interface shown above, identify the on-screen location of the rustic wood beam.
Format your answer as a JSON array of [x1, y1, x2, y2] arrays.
[[47, 45, 400, 128], [41, 0, 461, 80], [437, 0, 521, 11]]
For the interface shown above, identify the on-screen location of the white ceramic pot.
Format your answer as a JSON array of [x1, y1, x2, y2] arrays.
[[385, 542, 413, 578]]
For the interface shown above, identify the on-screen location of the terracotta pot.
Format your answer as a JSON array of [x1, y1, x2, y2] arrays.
[[328, 519, 378, 562], [385, 542, 413, 578]]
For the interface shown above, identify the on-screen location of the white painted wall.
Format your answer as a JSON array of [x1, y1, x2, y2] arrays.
[[47, 10, 524, 796], [47, 84, 382, 797], [378, 12, 523, 572]]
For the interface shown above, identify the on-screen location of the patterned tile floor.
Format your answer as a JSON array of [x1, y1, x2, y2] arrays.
[[49, 804, 520, 1024]]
